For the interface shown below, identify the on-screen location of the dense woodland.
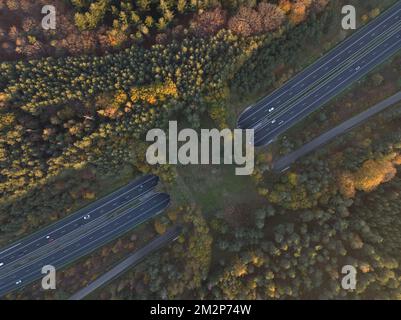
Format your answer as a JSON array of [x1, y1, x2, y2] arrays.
[[0, 0, 330, 233], [2, 0, 401, 300]]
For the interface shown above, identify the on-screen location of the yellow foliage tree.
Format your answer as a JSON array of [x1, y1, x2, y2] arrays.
[[233, 261, 248, 277], [288, 172, 298, 187], [353, 159, 397, 192], [154, 219, 167, 235], [0, 92, 10, 102], [278, 0, 292, 13], [130, 79, 178, 105]]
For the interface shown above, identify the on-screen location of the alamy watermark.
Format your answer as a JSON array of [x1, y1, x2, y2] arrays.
[[342, 5, 356, 30], [41, 5, 56, 30], [146, 121, 255, 176], [41, 265, 56, 290], [341, 265, 357, 290]]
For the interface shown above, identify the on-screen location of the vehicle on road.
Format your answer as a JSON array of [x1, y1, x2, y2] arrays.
[[237, 1, 401, 147]]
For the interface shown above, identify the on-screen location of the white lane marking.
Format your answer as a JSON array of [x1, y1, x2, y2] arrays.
[[0, 243, 22, 256], [0, 194, 166, 281], [254, 24, 401, 132], [0, 198, 170, 292], [255, 37, 401, 144], [0, 176, 155, 260], [238, 5, 401, 123]]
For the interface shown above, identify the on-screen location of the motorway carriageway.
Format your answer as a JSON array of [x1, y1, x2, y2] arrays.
[[0, 175, 170, 297], [237, 1, 401, 146], [238, 0, 401, 128], [271, 90, 401, 172]]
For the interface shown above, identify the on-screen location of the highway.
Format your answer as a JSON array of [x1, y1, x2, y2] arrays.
[[0, 174, 159, 266], [0, 175, 171, 298], [69, 226, 182, 300], [237, 1, 401, 147], [272, 91, 401, 172]]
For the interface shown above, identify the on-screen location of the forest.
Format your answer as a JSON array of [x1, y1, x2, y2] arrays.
[[2, 0, 401, 300]]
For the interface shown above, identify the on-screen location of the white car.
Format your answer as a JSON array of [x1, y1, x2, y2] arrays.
[[355, 66, 361, 71], [83, 214, 91, 220], [0, 262, 4, 267], [268, 107, 275, 112], [271, 119, 277, 124], [15, 280, 22, 285]]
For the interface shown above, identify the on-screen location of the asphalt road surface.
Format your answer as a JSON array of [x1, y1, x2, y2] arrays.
[[69, 226, 182, 300], [272, 91, 401, 172], [0, 174, 159, 266], [0, 175, 170, 298], [237, 1, 401, 147]]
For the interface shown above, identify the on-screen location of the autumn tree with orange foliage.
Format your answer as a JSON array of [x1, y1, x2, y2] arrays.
[[289, 0, 310, 25], [353, 159, 397, 192]]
